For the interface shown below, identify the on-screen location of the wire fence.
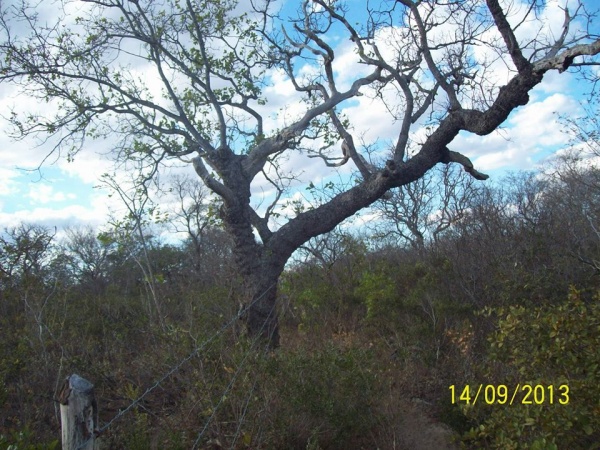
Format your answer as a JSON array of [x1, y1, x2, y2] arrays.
[[71, 282, 278, 450], [191, 294, 277, 449]]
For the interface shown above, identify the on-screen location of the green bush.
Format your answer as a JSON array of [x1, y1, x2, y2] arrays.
[[355, 261, 429, 323], [262, 344, 376, 448], [462, 287, 600, 449], [356, 270, 397, 321]]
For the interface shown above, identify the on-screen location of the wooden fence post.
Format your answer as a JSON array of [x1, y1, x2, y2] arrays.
[[58, 374, 98, 450]]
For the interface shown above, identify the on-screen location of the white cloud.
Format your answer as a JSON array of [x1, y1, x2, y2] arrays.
[[341, 94, 400, 146], [266, 68, 297, 98], [28, 184, 69, 204], [0, 0, 594, 235], [0, 168, 20, 197], [454, 91, 579, 171], [331, 41, 369, 91], [0, 198, 108, 231], [56, 147, 115, 185]]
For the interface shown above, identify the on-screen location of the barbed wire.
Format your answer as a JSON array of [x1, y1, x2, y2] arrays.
[[191, 292, 278, 449], [73, 281, 278, 450], [229, 379, 257, 448]]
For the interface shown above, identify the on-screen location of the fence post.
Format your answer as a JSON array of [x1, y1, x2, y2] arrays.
[[58, 374, 98, 450]]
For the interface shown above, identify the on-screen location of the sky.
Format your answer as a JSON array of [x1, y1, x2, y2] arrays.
[[0, 0, 596, 239]]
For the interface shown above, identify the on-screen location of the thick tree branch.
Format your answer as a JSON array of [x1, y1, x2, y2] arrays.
[[485, 0, 531, 73], [397, 0, 461, 110], [248, 207, 273, 243], [191, 156, 235, 204], [441, 149, 489, 181], [243, 67, 383, 179], [328, 109, 371, 177], [534, 40, 600, 73], [264, 35, 600, 265]]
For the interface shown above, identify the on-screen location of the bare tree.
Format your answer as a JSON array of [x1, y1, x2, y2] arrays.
[[373, 164, 477, 252], [1, 0, 600, 347], [0, 224, 59, 344], [63, 225, 112, 294], [100, 172, 166, 329], [165, 174, 217, 267]]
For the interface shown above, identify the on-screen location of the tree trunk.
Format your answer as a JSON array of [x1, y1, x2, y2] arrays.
[[216, 154, 283, 348], [246, 269, 280, 348]]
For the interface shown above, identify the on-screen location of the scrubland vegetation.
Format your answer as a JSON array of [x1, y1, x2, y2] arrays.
[[1, 152, 599, 449], [2, 0, 600, 447]]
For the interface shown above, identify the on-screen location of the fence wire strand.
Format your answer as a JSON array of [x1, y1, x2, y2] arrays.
[[73, 282, 277, 450], [191, 290, 278, 449]]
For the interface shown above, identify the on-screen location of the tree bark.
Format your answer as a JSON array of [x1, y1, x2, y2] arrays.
[[213, 152, 282, 347], [245, 268, 281, 348]]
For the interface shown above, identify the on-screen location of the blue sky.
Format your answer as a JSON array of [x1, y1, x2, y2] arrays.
[[0, 0, 596, 237]]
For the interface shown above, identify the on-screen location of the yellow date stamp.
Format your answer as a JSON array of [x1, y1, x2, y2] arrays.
[[449, 384, 569, 405]]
